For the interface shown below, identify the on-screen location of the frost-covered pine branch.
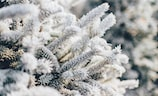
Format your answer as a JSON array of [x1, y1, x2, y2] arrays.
[[78, 3, 109, 28], [0, 0, 139, 96]]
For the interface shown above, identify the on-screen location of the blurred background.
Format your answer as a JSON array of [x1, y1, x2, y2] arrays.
[[0, 0, 158, 96]]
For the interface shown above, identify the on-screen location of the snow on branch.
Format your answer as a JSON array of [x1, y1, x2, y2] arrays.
[[0, 1, 139, 96]]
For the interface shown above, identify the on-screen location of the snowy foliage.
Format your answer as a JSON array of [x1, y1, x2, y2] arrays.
[[0, 0, 138, 96]]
